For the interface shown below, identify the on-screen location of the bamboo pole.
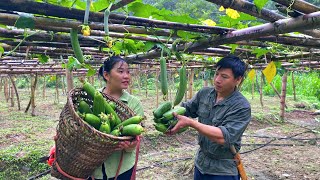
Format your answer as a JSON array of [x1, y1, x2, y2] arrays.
[[280, 72, 288, 121], [0, 1, 231, 34], [42, 76, 46, 99], [9, 75, 20, 110], [260, 72, 264, 108], [188, 68, 194, 99], [127, 11, 320, 62], [205, 0, 320, 38], [31, 74, 38, 116], [271, 0, 320, 14], [292, 71, 297, 101], [270, 82, 288, 109], [65, 68, 74, 92]]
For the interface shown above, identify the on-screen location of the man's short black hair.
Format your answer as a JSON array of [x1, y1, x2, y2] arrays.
[[216, 55, 246, 78]]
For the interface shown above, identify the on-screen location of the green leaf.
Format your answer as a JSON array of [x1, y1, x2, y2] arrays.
[[228, 44, 238, 54], [86, 66, 96, 77], [254, 0, 269, 12], [49, 75, 56, 82], [38, 54, 49, 64], [177, 30, 200, 40], [0, 46, 4, 57], [112, 41, 123, 55], [67, 56, 81, 70], [0, 23, 7, 28], [144, 42, 155, 52], [252, 48, 270, 58], [15, 15, 35, 29]]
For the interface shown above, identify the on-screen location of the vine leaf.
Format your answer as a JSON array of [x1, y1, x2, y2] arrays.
[[254, 0, 269, 13], [38, 54, 50, 64], [15, 15, 35, 29], [0, 46, 4, 57]]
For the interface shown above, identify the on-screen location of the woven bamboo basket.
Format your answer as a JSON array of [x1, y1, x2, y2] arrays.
[[51, 88, 135, 179]]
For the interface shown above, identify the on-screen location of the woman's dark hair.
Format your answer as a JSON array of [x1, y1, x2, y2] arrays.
[[98, 56, 127, 81], [216, 55, 246, 78]]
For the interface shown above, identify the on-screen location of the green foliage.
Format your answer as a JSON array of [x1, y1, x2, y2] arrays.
[[143, 0, 219, 20], [37, 54, 50, 64], [0, 46, 4, 57], [128, 2, 199, 24], [251, 48, 270, 58], [241, 71, 320, 101], [254, 0, 269, 12], [14, 15, 35, 29]]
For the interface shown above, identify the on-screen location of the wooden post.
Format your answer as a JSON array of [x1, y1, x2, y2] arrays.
[[270, 82, 288, 109], [31, 74, 38, 116], [61, 76, 66, 95], [145, 71, 148, 98], [156, 69, 159, 107], [42, 76, 46, 99], [188, 68, 194, 99], [9, 75, 21, 110], [260, 72, 264, 107], [280, 72, 288, 121], [4, 78, 9, 102], [292, 71, 297, 101], [10, 83, 14, 107], [55, 75, 59, 103], [65, 68, 74, 93]]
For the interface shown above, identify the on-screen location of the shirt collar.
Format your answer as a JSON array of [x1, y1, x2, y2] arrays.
[[212, 88, 238, 106], [119, 90, 130, 103]]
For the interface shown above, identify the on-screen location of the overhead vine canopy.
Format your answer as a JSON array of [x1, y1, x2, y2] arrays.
[[0, 0, 320, 76]]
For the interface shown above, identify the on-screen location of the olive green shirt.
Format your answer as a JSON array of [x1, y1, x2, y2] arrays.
[[92, 90, 144, 179], [181, 87, 251, 176]]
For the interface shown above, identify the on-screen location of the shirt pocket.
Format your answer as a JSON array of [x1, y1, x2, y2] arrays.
[[197, 100, 210, 120]]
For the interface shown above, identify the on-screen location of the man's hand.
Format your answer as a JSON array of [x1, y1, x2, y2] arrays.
[[167, 112, 193, 135]]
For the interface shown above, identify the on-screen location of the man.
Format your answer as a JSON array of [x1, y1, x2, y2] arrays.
[[169, 55, 251, 180]]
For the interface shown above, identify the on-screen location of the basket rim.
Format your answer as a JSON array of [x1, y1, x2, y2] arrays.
[[67, 88, 135, 141]]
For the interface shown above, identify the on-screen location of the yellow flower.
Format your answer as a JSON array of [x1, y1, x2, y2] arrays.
[[81, 25, 91, 36], [202, 19, 216, 26], [219, 6, 225, 11], [226, 8, 240, 19]]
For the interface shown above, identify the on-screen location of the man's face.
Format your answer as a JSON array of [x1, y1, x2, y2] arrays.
[[213, 68, 242, 94]]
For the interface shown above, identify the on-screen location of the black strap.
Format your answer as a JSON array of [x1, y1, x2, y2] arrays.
[[102, 163, 108, 180]]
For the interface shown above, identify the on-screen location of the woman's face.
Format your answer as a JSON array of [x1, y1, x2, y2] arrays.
[[103, 61, 130, 90]]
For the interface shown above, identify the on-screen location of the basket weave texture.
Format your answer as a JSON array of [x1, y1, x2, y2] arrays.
[[51, 88, 135, 179]]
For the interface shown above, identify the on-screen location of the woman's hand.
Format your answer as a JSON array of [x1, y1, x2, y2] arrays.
[[167, 112, 192, 135], [115, 136, 139, 151]]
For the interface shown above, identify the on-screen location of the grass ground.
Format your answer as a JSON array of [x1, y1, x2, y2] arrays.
[[0, 87, 319, 180]]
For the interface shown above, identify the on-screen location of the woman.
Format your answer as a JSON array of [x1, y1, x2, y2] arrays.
[[91, 56, 144, 180]]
